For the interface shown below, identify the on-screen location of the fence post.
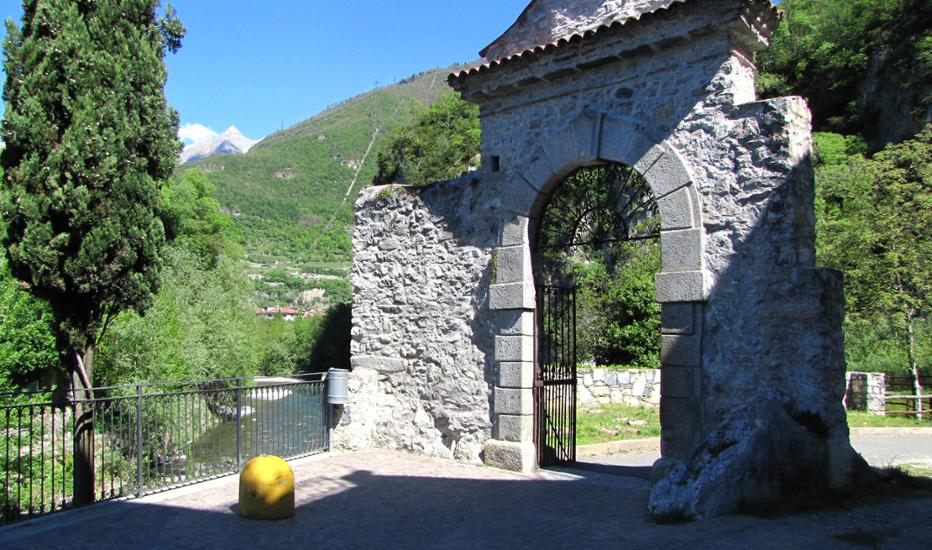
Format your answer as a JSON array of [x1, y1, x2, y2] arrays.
[[235, 378, 242, 469], [135, 384, 143, 496]]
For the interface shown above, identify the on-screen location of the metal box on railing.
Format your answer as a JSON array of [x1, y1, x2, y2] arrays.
[[327, 368, 348, 405]]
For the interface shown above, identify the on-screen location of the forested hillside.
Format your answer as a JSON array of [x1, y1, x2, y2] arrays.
[[756, 0, 930, 148], [185, 68, 453, 267]]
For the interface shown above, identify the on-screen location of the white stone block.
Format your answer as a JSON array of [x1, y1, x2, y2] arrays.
[[483, 440, 536, 473], [495, 414, 534, 442], [498, 361, 534, 388], [500, 176, 541, 216], [660, 228, 704, 273], [494, 245, 533, 284], [598, 116, 637, 165], [657, 186, 698, 231], [633, 143, 665, 176], [661, 303, 696, 335], [490, 282, 536, 310], [500, 215, 530, 246], [661, 334, 702, 367], [645, 144, 693, 198], [494, 387, 534, 415], [495, 335, 534, 362], [495, 310, 535, 336], [654, 270, 710, 303], [350, 356, 405, 373]]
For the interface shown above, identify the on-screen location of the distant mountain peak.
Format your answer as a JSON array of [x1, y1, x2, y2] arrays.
[[180, 125, 259, 164]]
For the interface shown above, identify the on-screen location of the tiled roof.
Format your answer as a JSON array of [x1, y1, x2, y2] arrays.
[[449, 0, 778, 86]]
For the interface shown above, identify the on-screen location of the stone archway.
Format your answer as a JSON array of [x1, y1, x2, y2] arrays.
[[486, 113, 707, 470], [339, 0, 870, 519]]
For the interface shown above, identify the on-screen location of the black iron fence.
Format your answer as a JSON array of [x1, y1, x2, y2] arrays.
[[0, 375, 328, 525]]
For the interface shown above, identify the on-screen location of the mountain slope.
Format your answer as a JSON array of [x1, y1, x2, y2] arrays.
[[185, 68, 454, 266]]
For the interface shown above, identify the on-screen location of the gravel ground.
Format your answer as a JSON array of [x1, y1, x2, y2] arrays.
[[1, 448, 929, 549]]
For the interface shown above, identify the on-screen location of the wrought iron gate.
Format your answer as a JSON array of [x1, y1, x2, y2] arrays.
[[534, 285, 577, 467]]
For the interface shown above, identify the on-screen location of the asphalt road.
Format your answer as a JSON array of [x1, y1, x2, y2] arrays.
[[581, 431, 932, 469]]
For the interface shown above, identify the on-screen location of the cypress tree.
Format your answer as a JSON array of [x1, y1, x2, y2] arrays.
[[0, 0, 184, 502]]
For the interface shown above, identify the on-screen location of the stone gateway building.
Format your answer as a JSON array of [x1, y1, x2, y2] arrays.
[[335, 0, 871, 518]]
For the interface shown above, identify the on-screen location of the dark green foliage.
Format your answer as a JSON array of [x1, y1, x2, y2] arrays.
[[254, 302, 351, 376], [96, 165, 261, 386], [299, 302, 351, 373], [0, 0, 184, 383], [538, 165, 661, 367], [160, 169, 242, 266], [814, 130, 931, 374], [375, 92, 481, 186], [0, 256, 59, 393], [573, 240, 661, 367], [757, 0, 931, 144]]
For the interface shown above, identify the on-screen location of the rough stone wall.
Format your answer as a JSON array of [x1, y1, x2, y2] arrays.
[[577, 368, 661, 408], [343, 0, 864, 518], [335, 181, 499, 463], [845, 372, 886, 415]]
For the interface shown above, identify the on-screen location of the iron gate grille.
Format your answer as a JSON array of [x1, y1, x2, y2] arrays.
[[535, 285, 577, 467]]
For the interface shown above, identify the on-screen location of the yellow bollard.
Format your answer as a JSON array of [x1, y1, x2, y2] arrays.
[[238, 455, 295, 520]]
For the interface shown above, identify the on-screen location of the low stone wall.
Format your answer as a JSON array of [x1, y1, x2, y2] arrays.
[[844, 372, 885, 416], [577, 368, 660, 409]]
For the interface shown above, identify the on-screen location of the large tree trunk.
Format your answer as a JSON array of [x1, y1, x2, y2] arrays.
[[72, 344, 95, 506]]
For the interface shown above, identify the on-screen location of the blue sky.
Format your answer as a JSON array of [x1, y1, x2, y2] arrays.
[[0, 0, 530, 142]]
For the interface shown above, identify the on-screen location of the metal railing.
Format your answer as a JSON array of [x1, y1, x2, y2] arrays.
[[0, 374, 328, 525]]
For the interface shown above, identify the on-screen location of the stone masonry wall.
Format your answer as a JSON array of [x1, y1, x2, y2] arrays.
[[844, 372, 886, 416], [345, 0, 866, 518], [577, 368, 661, 408], [334, 180, 500, 464]]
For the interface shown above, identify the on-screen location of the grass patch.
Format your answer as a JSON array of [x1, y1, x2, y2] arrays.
[[578, 364, 657, 371], [847, 411, 932, 428], [577, 403, 660, 445]]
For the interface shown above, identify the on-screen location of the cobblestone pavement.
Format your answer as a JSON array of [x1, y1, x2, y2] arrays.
[[1, 449, 929, 549]]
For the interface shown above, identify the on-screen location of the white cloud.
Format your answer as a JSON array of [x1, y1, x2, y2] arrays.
[[178, 123, 218, 145]]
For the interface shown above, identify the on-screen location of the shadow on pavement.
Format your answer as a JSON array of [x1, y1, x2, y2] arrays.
[[552, 462, 653, 480], [0, 462, 928, 549]]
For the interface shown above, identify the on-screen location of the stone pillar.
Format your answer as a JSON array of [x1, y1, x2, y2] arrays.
[[657, 303, 703, 461], [484, 216, 537, 472], [845, 372, 886, 416]]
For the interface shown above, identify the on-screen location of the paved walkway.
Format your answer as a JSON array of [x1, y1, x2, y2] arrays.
[[1, 449, 929, 549]]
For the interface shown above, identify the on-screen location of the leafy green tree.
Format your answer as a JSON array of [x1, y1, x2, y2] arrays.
[[573, 240, 661, 368], [815, 130, 931, 414], [757, 0, 930, 141], [0, 256, 59, 395], [161, 169, 242, 265], [0, 1, 185, 398], [95, 246, 260, 387], [375, 92, 480, 186]]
